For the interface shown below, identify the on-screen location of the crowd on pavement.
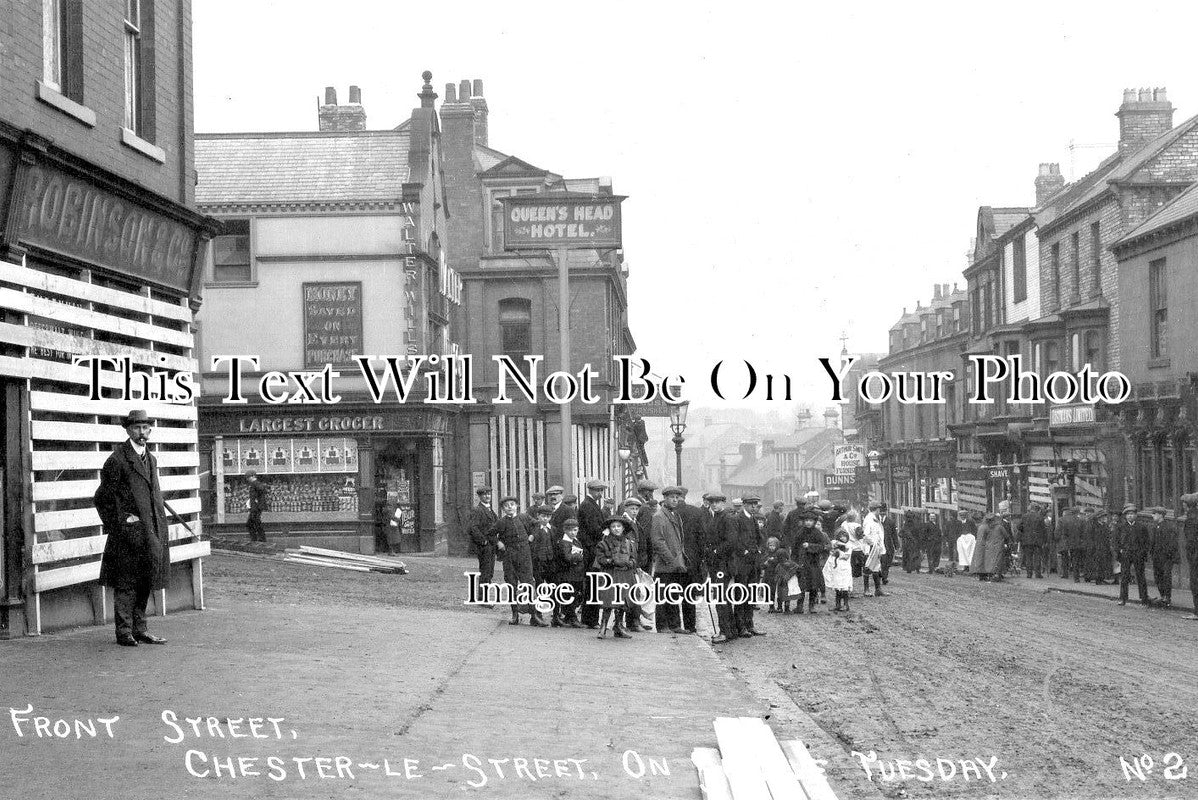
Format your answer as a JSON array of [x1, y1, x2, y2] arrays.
[[891, 493, 1198, 613], [465, 481, 898, 644]]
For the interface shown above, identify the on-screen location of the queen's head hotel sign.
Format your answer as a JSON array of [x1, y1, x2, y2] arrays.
[[502, 193, 625, 251]]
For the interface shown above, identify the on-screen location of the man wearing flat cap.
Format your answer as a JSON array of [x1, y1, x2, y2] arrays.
[[94, 410, 171, 647], [467, 487, 498, 595], [577, 480, 607, 628], [716, 494, 765, 637], [1182, 493, 1198, 619], [650, 487, 690, 634], [1115, 504, 1151, 606], [1147, 506, 1178, 608], [635, 479, 660, 567]]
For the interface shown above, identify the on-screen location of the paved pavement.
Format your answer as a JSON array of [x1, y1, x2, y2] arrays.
[[0, 554, 848, 800]]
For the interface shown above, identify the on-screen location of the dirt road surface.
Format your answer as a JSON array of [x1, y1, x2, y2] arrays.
[[712, 569, 1198, 799]]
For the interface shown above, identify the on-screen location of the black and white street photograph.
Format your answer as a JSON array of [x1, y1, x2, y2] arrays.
[[1, 2, 1197, 798]]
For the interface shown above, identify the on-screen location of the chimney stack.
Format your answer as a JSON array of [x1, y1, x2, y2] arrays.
[[318, 84, 366, 132], [1035, 163, 1065, 205], [1116, 87, 1173, 154], [441, 78, 488, 147], [469, 79, 488, 147], [933, 284, 942, 300], [738, 443, 757, 464]]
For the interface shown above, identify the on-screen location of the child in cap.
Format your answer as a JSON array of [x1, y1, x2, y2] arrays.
[[761, 536, 800, 614], [555, 518, 587, 627], [593, 516, 637, 639]]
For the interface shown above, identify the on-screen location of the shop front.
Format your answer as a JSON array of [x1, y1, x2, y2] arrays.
[[199, 405, 453, 554]]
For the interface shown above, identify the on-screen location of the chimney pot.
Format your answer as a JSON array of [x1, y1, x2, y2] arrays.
[[459, 80, 471, 101], [1117, 86, 1173, 153], [445, 83, 457, 103], [323, 86, 337, 105], [472, 79, 484, 97]]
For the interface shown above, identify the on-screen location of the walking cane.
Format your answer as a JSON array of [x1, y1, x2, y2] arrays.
[[164, 501, 197, 538]]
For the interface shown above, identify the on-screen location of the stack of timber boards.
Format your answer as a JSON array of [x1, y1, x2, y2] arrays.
[[283, 545, 408, 574], [691, 717, 839, 800]]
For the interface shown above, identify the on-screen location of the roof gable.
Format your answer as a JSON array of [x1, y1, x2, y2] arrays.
[[479, 155, 552, 179]]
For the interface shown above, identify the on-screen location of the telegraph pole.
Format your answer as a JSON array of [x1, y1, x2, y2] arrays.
[[556, 245, 572, 493]]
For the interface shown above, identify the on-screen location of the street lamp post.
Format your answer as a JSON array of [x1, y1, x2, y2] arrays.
[[669, 401, 690, 487]]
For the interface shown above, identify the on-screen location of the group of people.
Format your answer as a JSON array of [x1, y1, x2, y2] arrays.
[[895, 496, 1198, 612], [465, 482, 896, 643]]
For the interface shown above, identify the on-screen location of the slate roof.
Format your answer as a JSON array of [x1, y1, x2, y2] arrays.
[[1035, 112, 1198, 229], [723, 457, 777, 488], [991, 208, 1031, 239], [1118, 180, 1198, 245], [195, 130, 410, 206], [724, 430, 840, 488]]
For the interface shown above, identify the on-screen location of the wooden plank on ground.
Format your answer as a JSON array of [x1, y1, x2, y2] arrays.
[[713, 717, 772, 800], [779, 740, 839, 800], [691, 748, 734, 800], [283, 555, 371, 572], [296, 545, 406, 569], [732, 717, 809, 800]]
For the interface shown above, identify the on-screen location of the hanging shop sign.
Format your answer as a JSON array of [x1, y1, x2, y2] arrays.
[[502, 194, 625, 250]]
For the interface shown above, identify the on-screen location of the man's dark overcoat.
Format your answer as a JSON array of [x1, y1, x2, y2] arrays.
[[95, 441, 170, 591]]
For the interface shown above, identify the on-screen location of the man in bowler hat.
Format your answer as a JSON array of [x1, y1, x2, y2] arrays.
[[94, 410, 171, 646]]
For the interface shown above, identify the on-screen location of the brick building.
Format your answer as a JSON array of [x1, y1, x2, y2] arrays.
[[439, 79, 637, 552], [877, 284, 969, 512], [1111, 184, 1198, 511], [193, 75, 461, 554], [0, 1, 216, 634]]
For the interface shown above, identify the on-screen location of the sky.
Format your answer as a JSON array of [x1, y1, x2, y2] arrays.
[[193, 0, 1198, 414]]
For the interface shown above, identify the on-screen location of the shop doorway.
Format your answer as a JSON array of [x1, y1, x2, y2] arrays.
[[375, 442, 419, 554]]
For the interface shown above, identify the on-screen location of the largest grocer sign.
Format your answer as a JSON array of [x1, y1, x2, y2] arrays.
[[502, 195, 624, 250]]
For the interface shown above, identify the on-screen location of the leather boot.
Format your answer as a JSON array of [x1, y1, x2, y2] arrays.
[[509, 608, 520, 625], [874, 574, 885, 596]]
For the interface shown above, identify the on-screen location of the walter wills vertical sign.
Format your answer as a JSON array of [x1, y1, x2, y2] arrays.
[[303, 282, 363, 368]]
